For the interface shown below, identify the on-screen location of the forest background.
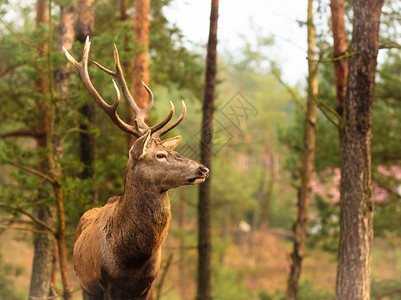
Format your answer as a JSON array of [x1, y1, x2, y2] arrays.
[[0, 0, 401, 299]]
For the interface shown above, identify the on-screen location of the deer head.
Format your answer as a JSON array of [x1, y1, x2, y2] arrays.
[[130, 131, 209, 191], [63, 37, 209, 192]]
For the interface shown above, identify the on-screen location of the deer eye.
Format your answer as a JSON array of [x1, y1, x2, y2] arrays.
[[156, 153, 166, 160]]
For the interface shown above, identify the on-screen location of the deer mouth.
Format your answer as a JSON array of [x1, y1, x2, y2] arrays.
[[187, 176, 207, 184]]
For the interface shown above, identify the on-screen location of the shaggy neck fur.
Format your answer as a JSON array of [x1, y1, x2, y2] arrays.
[[107, 160, 171, 266]]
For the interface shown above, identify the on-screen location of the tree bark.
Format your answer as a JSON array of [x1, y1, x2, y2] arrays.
[[286, 0, 318, 298], [336, 1, 384, 299], [77, 0, 94, 43], [29, 1, 56, 299], [47, 1, 73, 297], [29, 199, 56, 300], [120, 0, 134, 149], [133, 0, 151, 109], [54, 4, 75, 168], [55, 5, 75, 96], [330, 0, 348, 116], [53, 5, 75, 298], [197, 1, 219, 299], [120, 0, 128, 21]]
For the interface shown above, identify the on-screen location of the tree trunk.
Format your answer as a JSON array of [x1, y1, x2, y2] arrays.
[[197, 1, 219, 299], [133, 0, 150, 109], [52, 5, 75, 298], [77, 0, 94, 43], [330, 0, 348, 116], [120, 0, 128, 21], [120, 0, 134, 148], [54, 4, 75, 165], [287, 0, 318, 298], [336, 1, 384, 299], [47, 1, 73, 297], [29, 196, 56, 300], [29, 1, 56, 299], [120, 0, 130, 73], [56, 5, 75, 96], [77, 0, 97, 202]]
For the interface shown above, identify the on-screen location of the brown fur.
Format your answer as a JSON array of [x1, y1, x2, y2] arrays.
[[73, 133, 208, 299]]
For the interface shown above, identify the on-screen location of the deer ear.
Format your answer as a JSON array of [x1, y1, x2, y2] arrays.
[[130, 130, 152, 158], [161, 136, 182, 151]]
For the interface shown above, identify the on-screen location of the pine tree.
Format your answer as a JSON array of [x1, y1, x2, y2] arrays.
[[286, 0, 318, 298], [336, 1, 384, 299]]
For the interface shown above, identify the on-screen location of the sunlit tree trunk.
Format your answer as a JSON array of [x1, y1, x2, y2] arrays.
[[29, 1, 56, 298], [133, 0, 150, 109], [197, 1, 219, 299], [330, 0, 348, 116], [336, 1, 384, 299], [287, 0, 318, 298]]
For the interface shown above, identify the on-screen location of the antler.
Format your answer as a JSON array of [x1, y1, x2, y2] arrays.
[[63, 36, 186, 138]]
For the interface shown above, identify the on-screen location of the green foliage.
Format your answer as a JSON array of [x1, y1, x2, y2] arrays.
[[258, 281, 334, 300], [297, 281, 334, 300], [371, 279, 401, 300], [0, 255, 25, 300], [307, 195, 339, 253], [213, 266, 250, 300], [258, 289, 279, 300]]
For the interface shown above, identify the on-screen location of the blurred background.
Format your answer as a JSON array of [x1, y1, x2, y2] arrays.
[[0, 0, 401, 299]]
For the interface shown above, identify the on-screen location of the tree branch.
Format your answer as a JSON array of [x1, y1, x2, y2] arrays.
[[270, 66, 306, 112], [0, 20, 34, 47], [307, 51, 359, 63], [379, 42, 401, 50], [0, 203, 56, 233], [5, 160, 56, 185], [0, 129, 45, 139], [0, 225, 53, 235], [372, 287, 401, 299], [18, 208, 56, 233], [312, 95, 342, 128], [377, 70, 401, 85]]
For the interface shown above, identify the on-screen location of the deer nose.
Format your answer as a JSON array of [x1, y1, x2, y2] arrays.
[[199, 166, 209, 176]]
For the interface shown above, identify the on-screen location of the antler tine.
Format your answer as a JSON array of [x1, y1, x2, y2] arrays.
[[110, 44, 149, 133], [152, 101, 186, 139], [142, 81, 154, 115], [63, 36, 143, 138], [150, 101, 175, 133]]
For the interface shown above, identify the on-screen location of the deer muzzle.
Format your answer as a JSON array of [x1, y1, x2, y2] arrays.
[[187, 165, 209, 184]]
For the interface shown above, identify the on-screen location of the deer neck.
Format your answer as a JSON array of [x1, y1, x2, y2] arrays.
[[109, 163, 171, 262]]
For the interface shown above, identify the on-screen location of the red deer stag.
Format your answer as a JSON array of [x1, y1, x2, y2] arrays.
[[64, 37, 209, 300]]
